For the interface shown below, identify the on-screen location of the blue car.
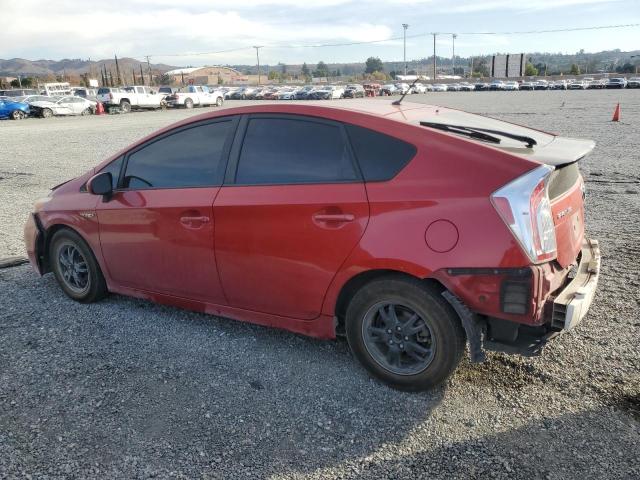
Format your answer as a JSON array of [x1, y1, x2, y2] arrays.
[[0, 98, 29, 120]]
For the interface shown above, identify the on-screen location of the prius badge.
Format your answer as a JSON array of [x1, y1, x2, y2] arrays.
[[556, 206, 573, 220]]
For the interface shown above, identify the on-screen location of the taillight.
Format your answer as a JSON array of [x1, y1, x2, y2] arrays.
[[491, 165, 557, 264]]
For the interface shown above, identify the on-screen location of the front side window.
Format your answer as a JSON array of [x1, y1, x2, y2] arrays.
[[235, 117, 357, 185], [122, 121, 233, 189], [99, 156, 124, 189]]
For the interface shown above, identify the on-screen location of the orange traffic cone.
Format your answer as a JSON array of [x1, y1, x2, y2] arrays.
[[612, 103, 620, 122], [96, 102, 105, 115]]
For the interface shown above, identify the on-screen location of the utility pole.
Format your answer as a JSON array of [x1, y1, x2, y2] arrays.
[[114, 55, 122, 86], [432, 33, 437, 81], [145, 56, 153, 86], [452, 34, 457, 76], [253, 46, 263, 85], [402, 24, 409, 76]]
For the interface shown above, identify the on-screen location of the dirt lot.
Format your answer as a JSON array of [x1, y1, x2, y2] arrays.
[[1, 91, 639, 479]]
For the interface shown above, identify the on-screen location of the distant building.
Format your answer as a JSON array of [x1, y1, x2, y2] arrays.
[[165, 66, 252, 85]]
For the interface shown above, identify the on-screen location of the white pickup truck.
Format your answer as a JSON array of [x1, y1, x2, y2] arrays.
[[165, 85, 225, 108], [96, 85, 167, 112]]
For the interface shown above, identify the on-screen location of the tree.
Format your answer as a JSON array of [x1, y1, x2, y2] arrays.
[[524, 63, 538, 76], [569, 63, 581, 75], [313, 61, 329, 78], [615, 62, 635, 73], [534, 63, 547, 76], [10, 79, 20, 88], [279, 63, 287, 75], [301, 62, 310, 76], [155, 73, 171, 86], [365, 56, 384, 74], [472, 57, 490, 77]]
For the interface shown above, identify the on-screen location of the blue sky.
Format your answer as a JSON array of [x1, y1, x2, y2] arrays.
[[1, 0, 638, 65]]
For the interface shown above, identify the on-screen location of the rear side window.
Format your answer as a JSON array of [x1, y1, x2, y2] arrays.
[[236, 117, 357, 184], [123, 121, 233, 189], [345, 124, 416, 181]]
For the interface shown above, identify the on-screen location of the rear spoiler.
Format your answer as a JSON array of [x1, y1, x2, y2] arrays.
[[520, 137, 595, 167]]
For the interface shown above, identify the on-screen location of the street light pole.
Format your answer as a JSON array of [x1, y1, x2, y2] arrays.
[[253, 46, 263, 85], [452, 34, 457, 76], [432, 33, 437, 82], [402, 24, 409, 76]]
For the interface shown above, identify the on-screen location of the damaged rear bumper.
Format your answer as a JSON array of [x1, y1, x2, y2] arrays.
[[443, 237, 601, 361], [550, 238, 601, 331]]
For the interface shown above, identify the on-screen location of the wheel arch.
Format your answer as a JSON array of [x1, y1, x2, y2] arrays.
[[332, 269, 449, 335], [41, 223, 95, 274]]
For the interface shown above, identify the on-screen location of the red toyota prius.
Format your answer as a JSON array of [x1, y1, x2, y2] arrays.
[[24, 100, 600, 391]]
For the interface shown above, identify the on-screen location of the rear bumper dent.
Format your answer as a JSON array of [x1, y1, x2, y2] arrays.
[[551, 238, 600, 331]]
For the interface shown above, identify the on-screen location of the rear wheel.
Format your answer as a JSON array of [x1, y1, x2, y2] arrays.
[[184, 98, 194, 109], [49, 229, 107, 303], [119, 100, 131, 113], [346, 277, 465, 391], [216, 96, 223, 107], [11, 110, 25, 120]]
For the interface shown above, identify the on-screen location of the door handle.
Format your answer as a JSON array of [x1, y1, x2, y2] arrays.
[[180, 215, 210, 224], [312, 213, 355, 223]]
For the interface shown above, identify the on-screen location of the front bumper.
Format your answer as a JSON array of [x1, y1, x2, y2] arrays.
[[24, 213, 44, 275], [550, 238, 601, 331]]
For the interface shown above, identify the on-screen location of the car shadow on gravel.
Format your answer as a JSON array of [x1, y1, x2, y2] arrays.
[[1, 267, 448, 478], [297, 406, 640, 480]]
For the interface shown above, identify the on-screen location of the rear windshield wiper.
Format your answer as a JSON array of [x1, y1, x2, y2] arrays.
[[420, 121, 537, 148]]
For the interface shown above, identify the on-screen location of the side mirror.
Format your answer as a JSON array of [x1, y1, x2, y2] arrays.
[[87, 172, 113, 200]]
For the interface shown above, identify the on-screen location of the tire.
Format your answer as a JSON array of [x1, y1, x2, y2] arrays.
[[184, 98, 194, 109], [119, 100, 131, 113], [81, 108, 91, 116], [49, 229, 107, 303], [345, 277, 465, 391], [216, 96, 223, 107], [41, 108, 53, 118], [11, 110, 25, 120]]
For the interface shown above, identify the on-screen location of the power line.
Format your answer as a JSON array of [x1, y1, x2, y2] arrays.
[[138, 23, 639, 60]]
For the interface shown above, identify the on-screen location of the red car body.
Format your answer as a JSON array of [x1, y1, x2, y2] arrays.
[[24, 100, 600, 364]]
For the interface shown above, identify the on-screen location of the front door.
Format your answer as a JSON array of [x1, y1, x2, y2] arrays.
[[96, 118, 237, 304], [214, 114, 369, 320]]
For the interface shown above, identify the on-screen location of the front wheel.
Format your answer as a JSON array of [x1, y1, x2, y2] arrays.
[[184, 98, 194, 109], [81, 108, 91, 116], [216, 96, 223, 107], [346, 277, 465, 391], [49, 229, 108, 303], [41, 108, 53, 118], [11, 110, 26, 120]]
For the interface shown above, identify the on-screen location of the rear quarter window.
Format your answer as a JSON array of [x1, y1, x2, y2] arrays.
[[345, 124, 417, 181]]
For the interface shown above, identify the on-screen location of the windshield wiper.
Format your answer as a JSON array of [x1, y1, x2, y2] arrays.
[[420, 121, 501, 145], [420, 121, 537, 148]]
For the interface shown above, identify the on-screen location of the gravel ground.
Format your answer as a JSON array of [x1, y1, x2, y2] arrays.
[[1, 91, 639, 479]]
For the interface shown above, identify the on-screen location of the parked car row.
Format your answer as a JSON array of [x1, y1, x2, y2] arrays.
[[0, 94, 97, 119], [484, 77, 639, 91]]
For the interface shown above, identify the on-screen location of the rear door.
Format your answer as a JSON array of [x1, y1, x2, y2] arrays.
[[214, 114, 369, 320], [96, 117, 238, 303]]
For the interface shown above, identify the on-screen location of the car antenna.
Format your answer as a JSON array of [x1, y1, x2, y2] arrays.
[[392, 76, 420, 106]]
